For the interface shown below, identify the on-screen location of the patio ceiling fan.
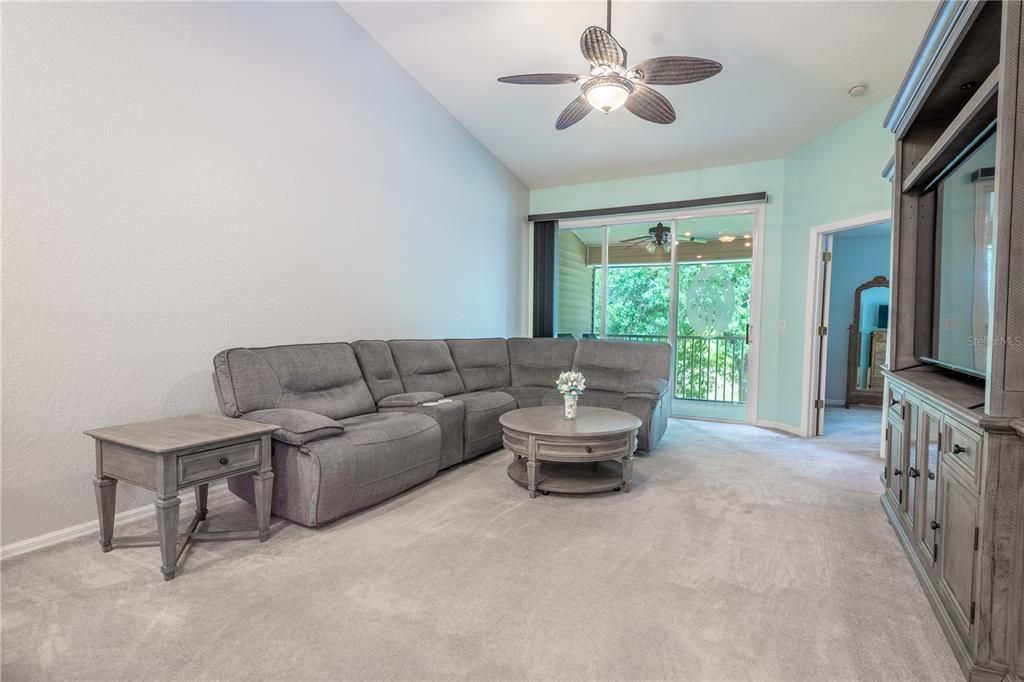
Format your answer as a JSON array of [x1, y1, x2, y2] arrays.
[[618, 222, 708, 253], [496, 0, 723, 129]]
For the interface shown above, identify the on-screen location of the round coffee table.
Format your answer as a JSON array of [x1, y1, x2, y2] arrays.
[[499, 406, 641, 498]]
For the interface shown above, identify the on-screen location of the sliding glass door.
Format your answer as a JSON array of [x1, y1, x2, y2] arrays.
[[604, 223, 672, 342], [555, 226, 603, 339], [672, 214, 754, 421], [553, 206, 761, 424]]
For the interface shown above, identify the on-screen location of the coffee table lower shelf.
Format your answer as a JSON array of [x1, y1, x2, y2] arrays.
[[507, 458, 626, 495]]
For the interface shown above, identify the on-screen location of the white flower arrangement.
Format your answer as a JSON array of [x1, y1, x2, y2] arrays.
[[556, 370, 586, 396]]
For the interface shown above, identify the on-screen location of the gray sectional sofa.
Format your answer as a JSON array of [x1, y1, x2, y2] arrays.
[[212, 338, 671, 527]]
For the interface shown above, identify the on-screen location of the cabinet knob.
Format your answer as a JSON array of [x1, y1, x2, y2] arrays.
[[930, 521, 941, 530], [953, 444, 966, 455], [890, 396, 899, 407], [928, 470, 936, 480], [893, 468, 902, 477], [908, 467, 920, 479], [218, 457, 229, 466]]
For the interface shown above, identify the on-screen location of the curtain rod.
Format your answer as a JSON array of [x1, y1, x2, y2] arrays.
[[527, 192, 768, 223]]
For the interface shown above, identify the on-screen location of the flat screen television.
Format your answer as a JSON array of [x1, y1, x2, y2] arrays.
[[923, 131, 997, 379]]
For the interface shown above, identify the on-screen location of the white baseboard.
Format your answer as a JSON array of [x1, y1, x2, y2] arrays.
[[1, 482, 230, 561], [755, 420, 805, 437]]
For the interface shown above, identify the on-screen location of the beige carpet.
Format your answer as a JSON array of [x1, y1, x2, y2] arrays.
[[2, 409, 962, 680]]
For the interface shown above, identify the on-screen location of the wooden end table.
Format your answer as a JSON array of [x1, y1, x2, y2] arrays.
[[499, 406, 641, 498], [85, 414, 277, 581]]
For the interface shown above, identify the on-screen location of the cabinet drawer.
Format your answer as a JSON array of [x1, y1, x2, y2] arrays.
[[943, 420, 982, 490], [887, 384, 905, 424], [536, 437, 631, 461], [177, 441, 260, 486]]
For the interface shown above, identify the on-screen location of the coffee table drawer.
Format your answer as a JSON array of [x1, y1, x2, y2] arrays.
[[536, 437, 631, 460], [178, 441, 259, 485]]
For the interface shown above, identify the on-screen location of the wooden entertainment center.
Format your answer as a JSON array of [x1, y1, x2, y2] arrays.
[[882, 1, 1024, 679]]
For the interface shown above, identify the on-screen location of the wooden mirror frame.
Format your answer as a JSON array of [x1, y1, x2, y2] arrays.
[[846, 275, 890, 407]]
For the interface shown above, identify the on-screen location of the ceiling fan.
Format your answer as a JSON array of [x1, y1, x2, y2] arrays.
[[618, 222, 708, 253], [497, 0, 723, 130]]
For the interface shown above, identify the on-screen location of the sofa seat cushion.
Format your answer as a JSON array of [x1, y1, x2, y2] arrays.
[[541, 389, 625, 410], [336, 411, 437, 446], [500, 385, 558, 408], [448, 390, 516, 455], [229, 411, 441, 527]]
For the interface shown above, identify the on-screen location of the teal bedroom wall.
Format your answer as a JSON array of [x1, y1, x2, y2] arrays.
[[529, 97, 896, 432]]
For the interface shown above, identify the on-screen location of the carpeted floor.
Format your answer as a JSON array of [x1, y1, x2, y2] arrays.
[[2, 410, 962, 681]]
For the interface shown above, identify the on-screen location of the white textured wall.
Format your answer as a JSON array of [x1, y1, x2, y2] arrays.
[[1, 2, 528, 546]]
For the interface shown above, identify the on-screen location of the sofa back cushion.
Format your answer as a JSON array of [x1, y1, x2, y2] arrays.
[[352, 340, 405, 403], [388, 340, 466, 396], [213, 343, 376, 420], [571, 339, 672, 393], [446, 338, 511, 392], [507, 338, 577, 388]]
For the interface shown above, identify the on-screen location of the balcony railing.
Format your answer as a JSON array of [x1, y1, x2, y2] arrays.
[[605, 333, 747, 404], [604, 334, 669, 343], [675, 335, 747, 403]]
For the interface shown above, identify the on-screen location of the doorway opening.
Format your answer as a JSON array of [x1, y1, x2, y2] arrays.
[[802, 212, 892, 438], [555, 204, 764, 425]]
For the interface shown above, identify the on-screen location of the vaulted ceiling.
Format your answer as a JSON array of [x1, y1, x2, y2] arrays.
[[343, 1, 937, 189]]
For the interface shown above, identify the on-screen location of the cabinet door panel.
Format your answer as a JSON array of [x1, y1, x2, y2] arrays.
[[885, 420, 905, 510], [918, 409, 941, 563], [936, 466, 979, 638], [903, 401, 921, 529]]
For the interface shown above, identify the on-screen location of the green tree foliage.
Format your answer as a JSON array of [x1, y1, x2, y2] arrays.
[[593, 261, 752, 402]]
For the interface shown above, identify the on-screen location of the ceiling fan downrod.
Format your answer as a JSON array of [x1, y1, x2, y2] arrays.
[[606, 0, 612, 34]]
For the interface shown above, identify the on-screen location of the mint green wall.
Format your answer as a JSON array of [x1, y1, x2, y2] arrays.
[[774, 98, 895, 428], [529, 98, 896, 431]]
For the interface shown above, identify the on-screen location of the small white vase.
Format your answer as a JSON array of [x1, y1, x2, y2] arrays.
[[563, 393, 578, 420]]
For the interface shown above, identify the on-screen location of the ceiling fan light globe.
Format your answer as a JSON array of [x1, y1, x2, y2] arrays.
[[644, 241, 657, 254], [582, 75, 633, 113]]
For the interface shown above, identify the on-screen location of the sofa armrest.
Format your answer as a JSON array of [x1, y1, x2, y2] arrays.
[[243, 408, 344, 446], [622, 378, 670, 401], [377, 392, 444, 408]]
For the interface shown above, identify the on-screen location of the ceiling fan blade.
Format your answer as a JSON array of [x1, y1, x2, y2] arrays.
[[631, 56, 723, 85], [580, 26, 626, 67], [555, 96, 591, 130], [618, 236, 651, 242], [497, 73, 582, 85], [680, 237, 709, 244], [625, 84, 676, 124]]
